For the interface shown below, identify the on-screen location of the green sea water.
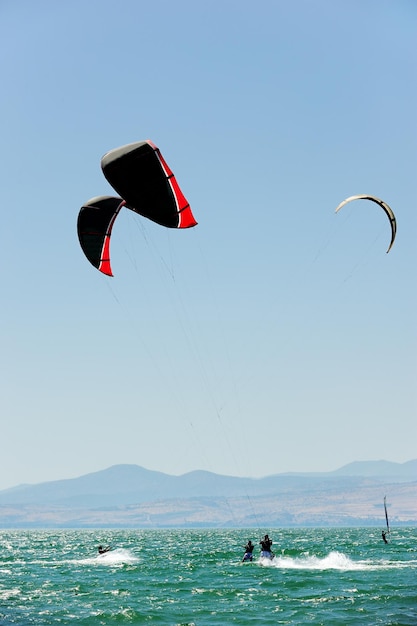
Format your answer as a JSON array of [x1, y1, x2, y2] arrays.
[[0, 528, 416, 625]]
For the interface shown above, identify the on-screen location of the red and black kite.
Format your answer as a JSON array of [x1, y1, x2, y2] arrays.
[[77, 140, 197, 276]]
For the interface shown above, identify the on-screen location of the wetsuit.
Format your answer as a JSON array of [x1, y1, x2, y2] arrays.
[[260, 537, 273, 558], [242, 542, 254, 561]]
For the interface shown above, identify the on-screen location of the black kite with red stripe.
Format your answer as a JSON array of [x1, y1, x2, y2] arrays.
[[77, 140, 197, 276]]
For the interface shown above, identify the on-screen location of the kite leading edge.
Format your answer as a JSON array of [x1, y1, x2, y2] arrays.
[[335, 194, 396, 253]]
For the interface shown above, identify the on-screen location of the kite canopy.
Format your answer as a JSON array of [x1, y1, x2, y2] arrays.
[[77, 140, 197, 276], [77, 196, 125, 276], [335, 194, 397, 253], [101, 140, 197, 229]]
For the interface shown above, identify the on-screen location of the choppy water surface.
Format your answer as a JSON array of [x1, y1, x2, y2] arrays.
[[0, 528, 416, 624]]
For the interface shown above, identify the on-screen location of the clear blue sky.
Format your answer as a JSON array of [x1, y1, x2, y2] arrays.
[[1, 0, 416, 490]]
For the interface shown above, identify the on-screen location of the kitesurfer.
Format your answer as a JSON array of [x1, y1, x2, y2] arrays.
[[259, 534, 274, 558], [98, 545, 111, 555], [382, 531, 388, 544], [242, 540, 254, 562]]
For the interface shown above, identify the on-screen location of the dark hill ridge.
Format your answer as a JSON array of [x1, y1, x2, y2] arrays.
[[0, 461, 415, 527], [332, 459, 417, 478], [0, 459, 415, 506], [0, 466, 263, 507]]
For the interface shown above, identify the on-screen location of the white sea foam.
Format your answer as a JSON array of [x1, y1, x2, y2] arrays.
[[76, 548, 139, 565], [0, 587, 21, 600], [259, 551, 370, 571]]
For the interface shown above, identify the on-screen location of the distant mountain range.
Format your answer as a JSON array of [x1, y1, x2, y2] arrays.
[[0, 460, 416, 528]]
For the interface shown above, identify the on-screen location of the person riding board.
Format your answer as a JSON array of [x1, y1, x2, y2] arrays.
[[381, 531, 388, 544], [98, 545, 112, 555], [259, 534, 274, 559], [242, 540, 254, 562]]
